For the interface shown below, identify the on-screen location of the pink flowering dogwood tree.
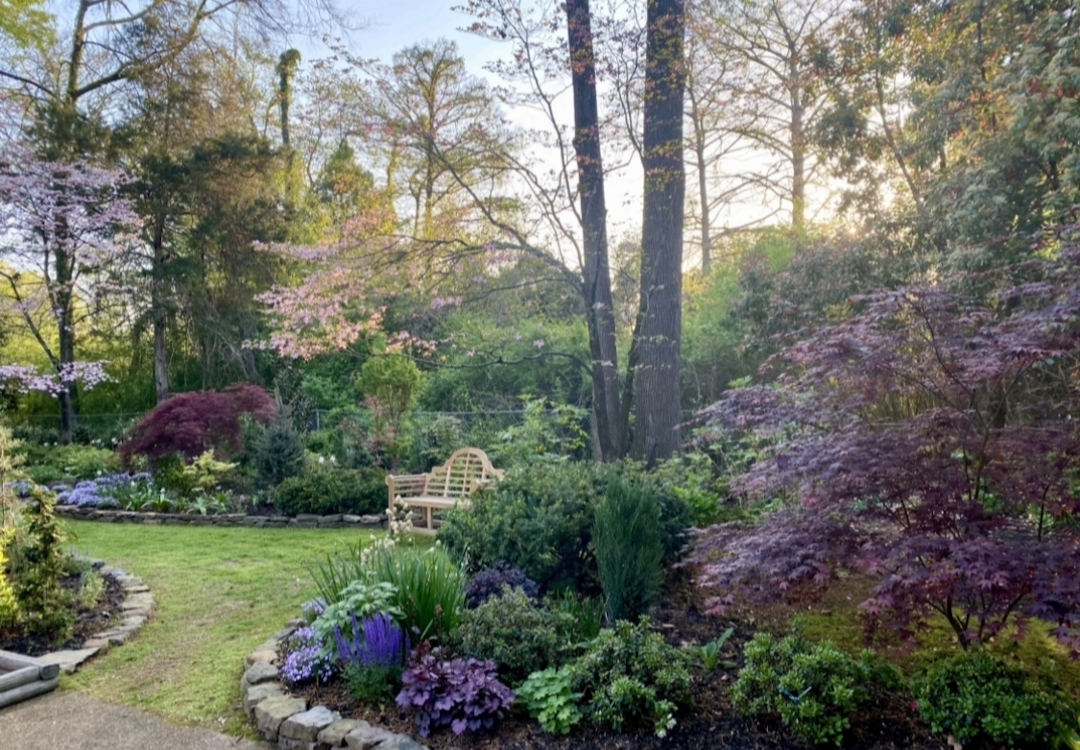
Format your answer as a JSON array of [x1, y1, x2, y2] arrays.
[[256, 208, 483, 360], [0, 139, 139, 441]]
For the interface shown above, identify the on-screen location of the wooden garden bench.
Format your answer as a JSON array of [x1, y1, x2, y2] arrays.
[[385, 447, 504, 535]]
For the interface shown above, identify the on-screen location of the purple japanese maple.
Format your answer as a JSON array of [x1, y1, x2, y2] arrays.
[[690, 225, 1080, 652]]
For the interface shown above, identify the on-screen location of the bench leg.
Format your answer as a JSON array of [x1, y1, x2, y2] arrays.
[[425, 506, 433, 532]]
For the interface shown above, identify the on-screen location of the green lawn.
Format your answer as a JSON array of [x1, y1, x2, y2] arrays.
[[62, 520, 377, 736]]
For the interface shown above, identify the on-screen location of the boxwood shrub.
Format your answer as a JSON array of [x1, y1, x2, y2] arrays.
[[273, 467, 387, 516]]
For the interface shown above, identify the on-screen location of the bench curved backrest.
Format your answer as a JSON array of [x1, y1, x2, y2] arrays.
[[424, 447, 503, 498]]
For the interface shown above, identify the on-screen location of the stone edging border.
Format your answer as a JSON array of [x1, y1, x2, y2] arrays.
[[56, 505, 387, 530], [241, 623, 429, 750], [37, 560, 154, 675]]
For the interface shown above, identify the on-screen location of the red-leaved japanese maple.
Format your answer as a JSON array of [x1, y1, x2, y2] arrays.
[[120, 383, 276, 463], [690, 227, 1080, 651]]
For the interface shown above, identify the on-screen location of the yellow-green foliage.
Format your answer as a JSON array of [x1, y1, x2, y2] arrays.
[[181, 450, 237, 493], [0, 528, 21, 628]]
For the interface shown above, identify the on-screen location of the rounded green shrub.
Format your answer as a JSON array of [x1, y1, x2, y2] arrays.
[[454, 586, 575, 684], [912, 650, 1075, 749], [568, 618, 693, 737], [732, 632, 873, 747]]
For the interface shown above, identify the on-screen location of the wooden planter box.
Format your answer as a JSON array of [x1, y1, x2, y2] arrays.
[[0, 650, 60, 708]]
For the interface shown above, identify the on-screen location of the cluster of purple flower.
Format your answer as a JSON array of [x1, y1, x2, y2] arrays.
[[55, 480, 120, 508], [334, 612, 409, 670], [9, 479, 34, 498], [281, 626, 334, 686], [55, 472, 152, 508]]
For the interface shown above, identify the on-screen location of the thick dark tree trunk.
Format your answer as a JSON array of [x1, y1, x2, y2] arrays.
[[633, 0, 686, 465], [55, 243, 77, 444], [566, 0, 625, 461]]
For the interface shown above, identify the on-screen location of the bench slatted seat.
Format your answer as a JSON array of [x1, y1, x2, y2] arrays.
[[386, 448, 503, 535]]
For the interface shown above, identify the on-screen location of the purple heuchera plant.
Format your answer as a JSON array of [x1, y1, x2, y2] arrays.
[[335, 612, 409, 669], [396, 650, 514, 737], [281, 626, 334, 685]]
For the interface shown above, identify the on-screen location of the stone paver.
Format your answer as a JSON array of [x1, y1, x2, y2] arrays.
[[255, 695, 307, 742], [280, 706, 339, 743], [36, 648, 100, 674], [344, 725, 396, 750], [318, 719, 368, 748]]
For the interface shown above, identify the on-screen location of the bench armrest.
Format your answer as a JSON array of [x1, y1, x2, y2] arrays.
[[386, 473, 429, 501]]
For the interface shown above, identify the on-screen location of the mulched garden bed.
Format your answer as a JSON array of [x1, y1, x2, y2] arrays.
[[0, 568, 125, 657], [292, 570, 942, 750]]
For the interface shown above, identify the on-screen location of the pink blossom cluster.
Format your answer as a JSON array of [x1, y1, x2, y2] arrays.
[[0, 361, 111, 395]]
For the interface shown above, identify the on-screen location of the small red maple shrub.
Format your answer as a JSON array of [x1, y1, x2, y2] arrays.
[[120, 383, 276, 463], [690, 225, 1080, 652]]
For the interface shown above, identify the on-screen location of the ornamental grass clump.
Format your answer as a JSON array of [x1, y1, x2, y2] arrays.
[[593, 477, 663, 623], [367, 544, 466, 643]]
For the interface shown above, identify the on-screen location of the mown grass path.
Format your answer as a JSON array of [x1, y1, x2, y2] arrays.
[[61, 520, 374, 736]]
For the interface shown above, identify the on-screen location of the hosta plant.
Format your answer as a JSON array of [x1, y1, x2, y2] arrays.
[[516, 666, 584, 735]]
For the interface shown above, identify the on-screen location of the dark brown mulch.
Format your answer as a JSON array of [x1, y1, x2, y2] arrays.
[[291, 569, 942, 750], [0, 567, 125, 657]]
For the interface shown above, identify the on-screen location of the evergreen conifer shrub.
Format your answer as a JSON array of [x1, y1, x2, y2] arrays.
[[254, 419, 306, 487]]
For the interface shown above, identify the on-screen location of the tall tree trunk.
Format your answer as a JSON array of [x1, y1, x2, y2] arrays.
[[789, 57, 806, 236], [688, 86, 712, 273], [633, 0, 686, 465], [152, 213, 170, 403], [54, 235, 77, 444], [566, 0, 624, 461], [277, 50, 301, 148]]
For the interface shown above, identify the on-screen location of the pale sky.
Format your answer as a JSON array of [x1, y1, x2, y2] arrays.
[[294, 1, 507, 79], [290, 0, 798, 260]]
